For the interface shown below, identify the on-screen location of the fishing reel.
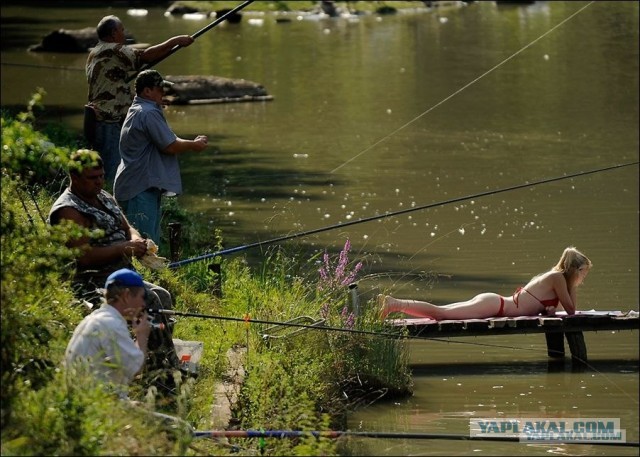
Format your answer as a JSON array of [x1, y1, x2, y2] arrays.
[[145, 307, 177, 332]]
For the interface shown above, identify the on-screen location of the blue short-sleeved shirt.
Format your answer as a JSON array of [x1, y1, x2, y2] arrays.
[[114, 96, 179, 201]]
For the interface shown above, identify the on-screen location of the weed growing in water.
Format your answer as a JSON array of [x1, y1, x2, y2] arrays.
[[313, 239, 412, 402]]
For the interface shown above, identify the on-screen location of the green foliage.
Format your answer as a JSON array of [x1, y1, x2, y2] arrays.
[[272, 1, 292, 12], [236, 351, 336, 456], [314, 240, 412, 396], [0, 98, 200, 455], [0, 175, 82, 429], [3, 370, 188, 456], [226, 242, 411, 454], [1, 91, 72, 190]]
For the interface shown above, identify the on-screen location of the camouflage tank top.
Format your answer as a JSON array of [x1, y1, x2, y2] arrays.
[[86, 41, 143, 122], [49, 188, 133, 292]]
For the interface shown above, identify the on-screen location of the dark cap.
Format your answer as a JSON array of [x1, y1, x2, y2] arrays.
[[134, 70, 174, 93], [105, 268, 144, 289]]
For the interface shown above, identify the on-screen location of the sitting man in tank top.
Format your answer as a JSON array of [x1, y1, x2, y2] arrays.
[[48, 149, 184, 396]]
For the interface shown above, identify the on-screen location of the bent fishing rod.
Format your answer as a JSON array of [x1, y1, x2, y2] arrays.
[[192, 429, 639, 447], [125, 0, 254, 82], [149, 309, 406, 340], [168, 161, 638, 269]]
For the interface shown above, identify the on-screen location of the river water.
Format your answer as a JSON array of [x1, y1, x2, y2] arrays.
[[1, 1, 638, 455]]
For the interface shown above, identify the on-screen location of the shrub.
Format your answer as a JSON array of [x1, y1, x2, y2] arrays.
[[1, 90, 71, 191], [0, 175, 81, 429]]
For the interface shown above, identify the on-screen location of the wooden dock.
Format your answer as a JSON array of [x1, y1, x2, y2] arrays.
[[387, 310, 639, 363]]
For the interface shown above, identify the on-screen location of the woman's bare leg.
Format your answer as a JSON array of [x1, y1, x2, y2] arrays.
[[379, 295, 440, 319], [379, 293, 503, 320]]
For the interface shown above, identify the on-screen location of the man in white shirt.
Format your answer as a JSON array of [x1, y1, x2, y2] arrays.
[[65, 268, 151, 397]]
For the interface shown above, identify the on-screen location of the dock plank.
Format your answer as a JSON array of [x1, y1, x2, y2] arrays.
[[386, 310, 638, 363], [388, 311, 639, 338]]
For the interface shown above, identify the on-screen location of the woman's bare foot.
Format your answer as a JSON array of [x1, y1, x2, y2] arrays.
[[377, 294, 392, 320], [378, 295, 437, 320]]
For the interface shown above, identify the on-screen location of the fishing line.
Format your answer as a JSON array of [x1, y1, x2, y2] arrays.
[[347, 224, 474, 295], [127, 0, 255, 81], [151, 308, 535, 353], [168, 161, 638, 268], [155, 305, 638, 401], [330, 1, 595, 173], [0, 62, 85, 72], [575, 360, 640, 405], [149, 308, 638, 364]]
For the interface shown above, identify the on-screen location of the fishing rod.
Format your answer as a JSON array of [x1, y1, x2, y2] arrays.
[[146, 308, 596, 356], [126, 0, 255, 82], [149, 309, 408, 340], [192, 429, 639, 447], [168, 161, 639, 269]]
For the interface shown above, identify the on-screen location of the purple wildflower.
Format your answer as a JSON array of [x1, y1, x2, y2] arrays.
[[320, 303, 330, 319], [344, 312, 355, 330], [341, 261, 363, 286], [316, 238, 363, 291]]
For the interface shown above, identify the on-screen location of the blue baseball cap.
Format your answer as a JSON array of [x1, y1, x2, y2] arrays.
[[105, 268, 144, 289]]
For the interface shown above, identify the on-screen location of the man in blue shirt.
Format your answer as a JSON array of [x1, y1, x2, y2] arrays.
[[114, 70, 208, 245]]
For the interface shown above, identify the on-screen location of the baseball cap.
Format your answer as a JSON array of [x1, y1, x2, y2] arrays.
[[134, 70, 174, 93], [105, 268, 144, 289]]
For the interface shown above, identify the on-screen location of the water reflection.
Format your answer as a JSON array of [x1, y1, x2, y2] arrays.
[[349, 356, 639, 456]]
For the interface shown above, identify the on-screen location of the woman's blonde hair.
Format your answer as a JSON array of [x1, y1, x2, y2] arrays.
[[553, 246, 592, 278]]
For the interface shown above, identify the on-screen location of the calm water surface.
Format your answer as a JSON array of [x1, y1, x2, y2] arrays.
[[1, 1, 638, 455]]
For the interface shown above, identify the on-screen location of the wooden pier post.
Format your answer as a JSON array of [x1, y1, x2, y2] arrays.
[[348, 282, 359, 317], [544, 331, 588, 365], [208, 263, 222, 298], [565, 331, 588, 365], [545, 332, 565, 358]]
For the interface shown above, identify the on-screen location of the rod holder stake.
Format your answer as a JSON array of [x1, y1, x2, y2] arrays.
[[349, 282, 359, 318]]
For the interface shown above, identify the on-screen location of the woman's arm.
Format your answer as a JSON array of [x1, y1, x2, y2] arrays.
[[552, 272, 577, 315]]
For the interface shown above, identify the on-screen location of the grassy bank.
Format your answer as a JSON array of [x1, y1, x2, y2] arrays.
[[1, 95, 411, 455]]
